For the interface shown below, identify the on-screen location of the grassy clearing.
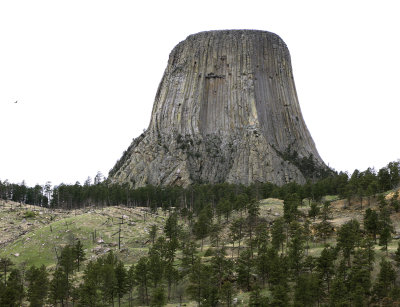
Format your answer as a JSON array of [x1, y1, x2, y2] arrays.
[[1, 213, 108, 267], [0, 204, 167, 267]]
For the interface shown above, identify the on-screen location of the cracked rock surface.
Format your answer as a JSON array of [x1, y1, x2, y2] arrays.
[[110, 30, 326, 187]]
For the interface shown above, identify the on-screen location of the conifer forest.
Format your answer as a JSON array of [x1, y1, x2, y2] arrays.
[[1, 161, 400, 306]]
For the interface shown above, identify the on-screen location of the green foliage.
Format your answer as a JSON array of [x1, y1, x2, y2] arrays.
[[391, 191, 400, 212], [149, 224, 158, 244], [186, 259, 217, 306], [115, 261, 128, 306], [313, 203, 334, 243], [316, 245, 336, 293], [294, 273, 321, 307], [271, 217, 285, 252], [229, 217, 245, 256], [288, 222, 305, 276], [283, 193, 301, 223], [364, 208, 379, 242], [2, 159, 399, 215], [236, 249, 253, 291], [308, 202, 320, 220], [394, 241, 400, 267], [164, 213, 180, 242], [249, 286, 269, 306], [24, 210, 36, 218], [378, 199, 394, 252], [372, 258, 396, 301], [1, 268, 23, 307], [193, 208, 212, 250], [26, 265, 49, 307], [0, 258, 13, 286], [134, 257, 150, 305], [73, 240, 86, 272], [336, 219, 361, 265], [49, 267, 68, 306], [58, 244, 75, 278], [150, 286, 166, 307], [2, 158, 400, 306]]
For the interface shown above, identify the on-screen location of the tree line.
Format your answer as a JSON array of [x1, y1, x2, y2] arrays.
[[1, 161, 399, 213]]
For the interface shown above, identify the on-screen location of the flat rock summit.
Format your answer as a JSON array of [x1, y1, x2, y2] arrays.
[[110, 30, 327, 187]]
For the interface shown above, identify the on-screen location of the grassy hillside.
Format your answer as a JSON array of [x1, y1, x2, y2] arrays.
[[0, 202, 168, 267], [2, 194, 400, 265]]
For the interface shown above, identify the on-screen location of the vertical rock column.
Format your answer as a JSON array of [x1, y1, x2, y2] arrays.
[[110, 30, 326, 187]]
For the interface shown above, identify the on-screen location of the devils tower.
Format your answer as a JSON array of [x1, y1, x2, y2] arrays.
[[109, 30, 327, 187]]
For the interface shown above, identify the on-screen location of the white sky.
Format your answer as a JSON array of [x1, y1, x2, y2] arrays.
[[1, 0, 399, 186]]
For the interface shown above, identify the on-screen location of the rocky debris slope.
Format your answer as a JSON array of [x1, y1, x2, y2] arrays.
[[110, 30, 326, 187]]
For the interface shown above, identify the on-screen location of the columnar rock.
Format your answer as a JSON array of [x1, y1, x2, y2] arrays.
[[109, 30, 326, 187]]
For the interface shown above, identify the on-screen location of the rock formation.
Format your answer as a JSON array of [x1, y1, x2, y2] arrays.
[[109, 30, 327, 187]]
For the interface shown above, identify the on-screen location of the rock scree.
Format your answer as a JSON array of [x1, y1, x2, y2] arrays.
[[110, 30, 327, 187]]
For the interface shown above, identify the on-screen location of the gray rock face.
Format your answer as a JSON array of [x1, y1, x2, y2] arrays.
[[110, 30, 326, 187]]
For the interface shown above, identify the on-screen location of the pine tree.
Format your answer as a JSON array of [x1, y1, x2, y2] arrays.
[[99, 261, 117, 306], [115, 261, 128, 307], [0, 280, 5, 306], [372, 258, 396, 301], [360, 237, 375, 271], [186, 259, 214, 306], [148, 248, 164, 289], [390, 191, 400, 212], [126, 265, 135, 307], [308, 202, 320, 221], [270, 282, 289, 307], [288, 221, 305, 277], [26, 265, 49, 307], [271, 217, 285, 253], [229, 217, 245, 257], [59, 244, 75, 276], [314, 202, 334, 244], [193, 208, 211, 251], [237, 249, 253, 291], [209, 248, 233, 291], [348, 248, 373, 304], [316, 245, 336, 293], [49, 267, 68, 306], [221, 281, 235, 307], [150, 286, 166, 307], [394, 241, 400, 267], [256, 246, 277, 285], [283, 193, 301, 223], [0, 258, 13, 286], [164, 213, 180, 242], [249, 285, 269, 306], [2, 269, 24, 307], [254, 222, 269, 253], [181, 241, 198, 274], [336, 219, 361, 266], [164, 261, 179, 301], [73, 240, 86, 272], [135, 257, 150, 305], [293, 273, 321, 307], [247, 199, 260, 257], [379, 202, 394, 254], [364, 208, 379, 242], [78, 260, 101, 307], [329, 260, 351, 306], [149, 224, 158, 245], [210, 223, 222, 247]]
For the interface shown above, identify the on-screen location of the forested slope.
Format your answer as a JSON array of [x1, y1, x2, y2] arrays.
[[1, 161, 400, 306]]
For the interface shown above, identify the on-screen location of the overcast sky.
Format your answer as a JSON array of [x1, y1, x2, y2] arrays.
[[1, 0, 399, 187]]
